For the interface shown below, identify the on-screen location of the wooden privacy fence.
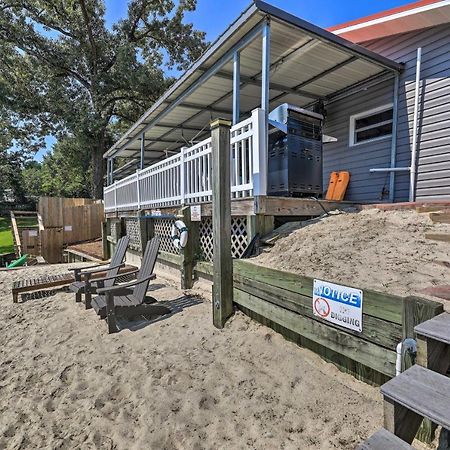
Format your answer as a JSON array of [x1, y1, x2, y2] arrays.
[[39, 197, 100, 228], [37, 197, 104, 263], [231, 260, 443, 385], [63, 204, 104, 244]]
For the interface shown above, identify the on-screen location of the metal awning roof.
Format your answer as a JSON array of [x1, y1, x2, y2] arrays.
[[105, 0, 403, 171]]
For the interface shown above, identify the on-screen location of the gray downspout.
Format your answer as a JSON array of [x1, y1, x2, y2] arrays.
[[389, 72, 400, 203]]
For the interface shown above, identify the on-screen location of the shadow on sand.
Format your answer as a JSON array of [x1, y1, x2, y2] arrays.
[[116, 294, 203, 332]]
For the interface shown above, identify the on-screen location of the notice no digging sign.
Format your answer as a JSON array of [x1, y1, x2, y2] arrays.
[[313, 279, 363, 333]]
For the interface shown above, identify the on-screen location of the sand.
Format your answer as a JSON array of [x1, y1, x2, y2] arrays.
[[0, 263, 387, 450], [255, 208, 450, 302]]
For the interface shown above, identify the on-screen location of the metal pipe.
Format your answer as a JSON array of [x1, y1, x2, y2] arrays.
[[261, 19, 271, 113], [140, 132, 145, 170], [409, 48, 422, 202], [389, 72, 400, 202], [233, 52, 240, 125], [110, 20, 266, 158], [106, 158, 110, 186], [110, 157, 115, 184], [370, 167, 410, 173]]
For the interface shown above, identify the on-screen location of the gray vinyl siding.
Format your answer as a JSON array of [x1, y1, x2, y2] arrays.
[[323, 23, 450, 202]]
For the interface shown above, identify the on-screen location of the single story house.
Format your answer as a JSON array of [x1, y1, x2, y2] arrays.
[[102, 0, 450, 262], [104, 0, 450, 206]]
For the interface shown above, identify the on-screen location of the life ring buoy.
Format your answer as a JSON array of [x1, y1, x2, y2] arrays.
[[171, 220, 188, 250]]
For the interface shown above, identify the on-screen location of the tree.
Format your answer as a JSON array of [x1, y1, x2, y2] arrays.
[[22, 137, 92, 198], [0, 149, 28, 204], [0, 0, 207, 198]]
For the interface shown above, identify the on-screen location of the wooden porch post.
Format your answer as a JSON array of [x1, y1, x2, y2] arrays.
[[180, 206, 195, 289], [211, 118, 233, 329]]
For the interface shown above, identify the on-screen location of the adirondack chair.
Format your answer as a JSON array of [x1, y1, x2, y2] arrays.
[[68, 235, 130, 309], [93, 236, 171, 334]]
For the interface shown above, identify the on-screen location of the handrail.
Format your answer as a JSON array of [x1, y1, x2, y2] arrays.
[[104, 108, 265, 212]]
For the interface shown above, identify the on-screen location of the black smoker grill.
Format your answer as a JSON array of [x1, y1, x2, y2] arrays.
[[267, 104, 324, 197]]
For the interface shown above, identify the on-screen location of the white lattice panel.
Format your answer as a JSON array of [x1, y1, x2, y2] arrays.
[[199, 218, 213, 262], [231, 217, 249, 258], [125, 218, 142, 251], [199, 217, 248, 262], [153, 218, 179, 255], [110, 220, 122, 243]]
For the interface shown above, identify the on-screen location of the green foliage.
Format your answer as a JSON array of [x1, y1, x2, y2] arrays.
[[0, 0, 207, 198], [0, 149, 27, 203], [22, 137, 92, 198], [0, 216, 14, 255]]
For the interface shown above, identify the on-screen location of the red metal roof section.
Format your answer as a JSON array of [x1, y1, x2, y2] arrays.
[[328, 0, 442, 31]]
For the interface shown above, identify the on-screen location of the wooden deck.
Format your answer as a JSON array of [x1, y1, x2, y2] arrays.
[[105, 196, 359, 218]]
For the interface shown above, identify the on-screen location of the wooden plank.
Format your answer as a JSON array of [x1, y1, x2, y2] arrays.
[[63, 203, 104, 245], [403, 296, 444, 339], [234, 274, 402, 350], [211, 119, 233, 329], [39, 197, 63, 228], [429, 212, 450, 224], [201, 198, 255, 217], [425, 233, 450, 243], [356, 428, 414, 450], [40, 228, 64, 263], [10, 211, 22, 256], [417, 336, 450, 375], [12, 265, 136, 298], [381, 365, 450, 430], [234, 288, 397, 377], [194, 260, 213, 277], [157, 251, 182, 266], [233, 259, 404, 324], [238, 304, 389, 386], [415, 313, 450, 345], [254, 196, 358, 216], [383, 397, 423, 445], [416, 205, 450, 213]]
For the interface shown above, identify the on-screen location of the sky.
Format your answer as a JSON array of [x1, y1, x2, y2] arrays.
[[34, 0, 414, 161]]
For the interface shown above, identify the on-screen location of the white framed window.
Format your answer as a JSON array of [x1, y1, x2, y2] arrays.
[[349, 104, 393, 147]]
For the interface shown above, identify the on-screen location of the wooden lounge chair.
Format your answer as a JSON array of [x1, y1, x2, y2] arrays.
[[68, 235, 130, 309], [92, 237, 171, 334]]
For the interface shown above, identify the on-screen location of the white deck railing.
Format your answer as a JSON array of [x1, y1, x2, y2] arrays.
[[104, 109, 266, 212]]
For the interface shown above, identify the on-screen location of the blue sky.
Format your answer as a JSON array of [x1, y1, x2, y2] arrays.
[[35, 0, 413, 161]]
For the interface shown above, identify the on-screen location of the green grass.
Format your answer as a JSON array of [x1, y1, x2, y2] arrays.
[[0, 216, 14, 255], [0, 214, 38, 256]]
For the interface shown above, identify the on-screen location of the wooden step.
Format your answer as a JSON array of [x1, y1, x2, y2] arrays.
[[356, 428, 413, 450], [415, 313, 450, 345], [381, 365, 450, 431], [425, 233, 450, 243], [430, 211, 450, 224]]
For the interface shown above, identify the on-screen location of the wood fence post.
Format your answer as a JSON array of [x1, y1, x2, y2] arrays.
[[211, 118, 233, 329], [247, 214, 274, 244], [101, 221, 110, 260], [180, 206, 195, 289], [138, 210, 148, 256]]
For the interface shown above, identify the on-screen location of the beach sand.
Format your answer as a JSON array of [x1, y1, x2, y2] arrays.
[[0, 263, 387, 449], [255, 208, 450, 306]]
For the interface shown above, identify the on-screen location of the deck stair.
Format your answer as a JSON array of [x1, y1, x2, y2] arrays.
[[430, 211, 450, 224], [415, 313, 450, 346], [381, 365, 450, 443], [358, 312, 450, 448], [355, 428, 413, 449]]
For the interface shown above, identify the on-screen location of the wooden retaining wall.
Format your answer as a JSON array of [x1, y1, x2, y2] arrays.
[[232, 260, 443, 385], [155, 251, 444, 386]]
